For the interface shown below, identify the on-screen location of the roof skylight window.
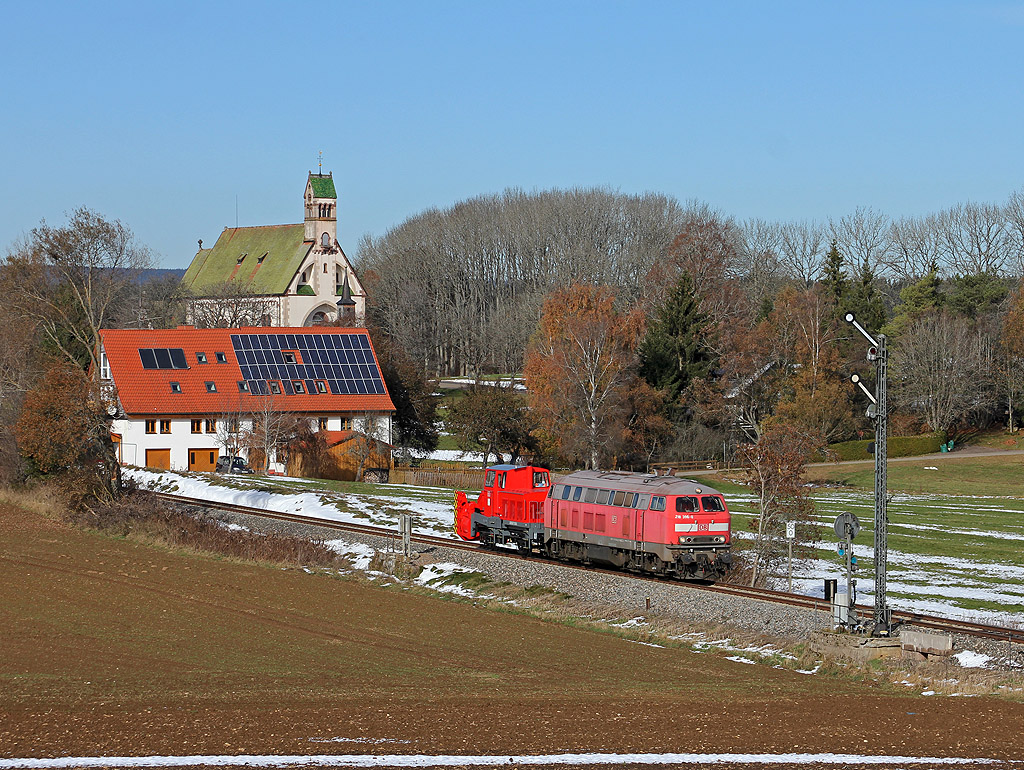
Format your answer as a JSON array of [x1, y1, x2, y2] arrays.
[[139, 348, 188, 370], [205, 381, 217, 393], [215, 352, 227, 363], [196, 352, 208, 364], [238, 381, 250, 392], [170, 382, 182, 393]]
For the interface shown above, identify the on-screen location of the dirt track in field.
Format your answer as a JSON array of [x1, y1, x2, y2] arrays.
[[2, 501, 1024, 768]]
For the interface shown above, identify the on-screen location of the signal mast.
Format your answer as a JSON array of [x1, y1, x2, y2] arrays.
[[845, 312, 892, 637]]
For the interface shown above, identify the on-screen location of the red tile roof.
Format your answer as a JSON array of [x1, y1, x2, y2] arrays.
[[99, 327, 395, 417]]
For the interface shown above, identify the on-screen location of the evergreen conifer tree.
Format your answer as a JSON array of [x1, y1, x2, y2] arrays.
[[883, 261, 943, 337], [638, 274, 716, 415]]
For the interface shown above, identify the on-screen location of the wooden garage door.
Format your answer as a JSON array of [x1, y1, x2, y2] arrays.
[[145, 449, 171, 470], [189, 448, 219, 472]]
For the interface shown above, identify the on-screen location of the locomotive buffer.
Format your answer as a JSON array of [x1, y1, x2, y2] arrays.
[[846, 312, 892, 637]]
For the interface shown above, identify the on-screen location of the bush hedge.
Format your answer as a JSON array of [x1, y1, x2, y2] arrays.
[[824, 431, 948, 461]]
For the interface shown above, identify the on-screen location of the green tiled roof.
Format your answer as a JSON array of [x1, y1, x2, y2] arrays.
[[309, 174, 337, 199], [181, 224, 311, 296]]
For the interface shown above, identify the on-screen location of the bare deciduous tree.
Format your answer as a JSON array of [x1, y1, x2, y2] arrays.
[[5, 208, 152, 378], [186, 281, 278, 329], [939, 202, 1012, 276], [830, 206, 891, 276], [778, 221, 826, 284], [891, 311, 997, 435], [886, 215, 944, 281]]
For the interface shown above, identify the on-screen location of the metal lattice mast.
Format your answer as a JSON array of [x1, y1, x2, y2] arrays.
[[873, 334, 889, 631], [846, 313, 891, 636]]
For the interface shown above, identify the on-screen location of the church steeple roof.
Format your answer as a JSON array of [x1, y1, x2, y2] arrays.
[[308, 172, 337, 199]]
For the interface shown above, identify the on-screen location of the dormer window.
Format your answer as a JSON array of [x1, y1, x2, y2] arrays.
[[321, 232, 330, 248]]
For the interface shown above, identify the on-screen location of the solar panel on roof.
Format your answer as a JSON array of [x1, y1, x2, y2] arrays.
[[230, 333, 384, 399]]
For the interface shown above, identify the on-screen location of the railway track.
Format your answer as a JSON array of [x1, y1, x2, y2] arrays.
[[153, 490, 1024, 645]]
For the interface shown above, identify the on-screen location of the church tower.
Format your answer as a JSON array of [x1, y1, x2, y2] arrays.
[[304, 171, 338, 247]]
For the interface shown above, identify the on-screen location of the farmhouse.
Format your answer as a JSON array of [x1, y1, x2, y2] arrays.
[[99, 326, 395, 476], [181, 171, 366, 327]]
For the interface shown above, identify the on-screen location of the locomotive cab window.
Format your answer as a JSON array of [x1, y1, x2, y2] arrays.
[[701, 495, 726, 512], [612, 490, 626, 507], [650, 496, 666, 511], [584, 487, 598, 503], [486, 471, 496, 488], [572, 486, 583, 501], [497, 472, 506, 489], [676, 496, 700, 513], [596, 489, 610, 505], [636, 493, 651, 509], [560, 485, 572, 500], [532, 471, 550, 488]]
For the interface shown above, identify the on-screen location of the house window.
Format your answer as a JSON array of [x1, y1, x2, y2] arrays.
[[205, 419, 216, 433], [205, 381, 217, 392], [293, 380, 305, 394], [100, 352, 110, 380], [145, 419, 157, 434], [315, 380, 327, 394], [227, 419, 239, 434], [282, 351, 297, 365], [237, 381, 249, 392], [196, 352, 208, 364], [268, 381, 281, 395], [318, 417, 328, 430], [215, 352, 227, 363], [160, 419, 172, 434], [191, 419, 202, 434], [340, 417, 352, 430], [170, 382, 182, 393]]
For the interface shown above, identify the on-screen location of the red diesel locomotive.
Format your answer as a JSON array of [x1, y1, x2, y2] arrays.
[[455, 465, 732, 580]]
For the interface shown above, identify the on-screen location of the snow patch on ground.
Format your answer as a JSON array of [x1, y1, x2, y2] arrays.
[[0, 752, 1000, 768], [415, 563, 488, 597], [954, 650, 993, 669]]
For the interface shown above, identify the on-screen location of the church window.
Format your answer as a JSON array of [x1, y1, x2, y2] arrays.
[[321, 232, 330, 248], [323, 262, 328, 272]]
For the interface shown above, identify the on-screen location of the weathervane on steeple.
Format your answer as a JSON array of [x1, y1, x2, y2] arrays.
[[318, 150, 322, 175]]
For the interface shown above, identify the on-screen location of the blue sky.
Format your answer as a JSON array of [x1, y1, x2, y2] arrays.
[[2, 1, 1023, 268]]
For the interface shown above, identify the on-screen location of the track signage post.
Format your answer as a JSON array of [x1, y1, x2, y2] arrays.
[[845, 312, 892, 636]]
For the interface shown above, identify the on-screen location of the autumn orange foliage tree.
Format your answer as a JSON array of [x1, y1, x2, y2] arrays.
[[525, 285, 643, 469], [14, 361, 120, 500]]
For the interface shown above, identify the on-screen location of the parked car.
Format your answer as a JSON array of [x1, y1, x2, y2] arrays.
[[215, 456, 254, 474]]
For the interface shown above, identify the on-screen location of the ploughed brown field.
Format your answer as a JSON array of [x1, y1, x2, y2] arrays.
[[2, 500, 1024, 766]]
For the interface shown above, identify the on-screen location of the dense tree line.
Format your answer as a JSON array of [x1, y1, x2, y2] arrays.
[[361, 187, 1024, 470]]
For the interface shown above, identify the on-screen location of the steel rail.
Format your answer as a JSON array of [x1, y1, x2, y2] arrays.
[[152, 490, 1024, 644]]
